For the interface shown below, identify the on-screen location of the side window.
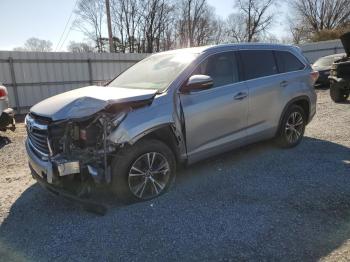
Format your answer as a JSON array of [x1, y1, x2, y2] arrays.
[[192, 52, 239, 88], [275, 51, 305, 73], [240, 50, 278, 80]]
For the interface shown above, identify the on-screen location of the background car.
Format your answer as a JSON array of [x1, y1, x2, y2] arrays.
[[0, 84, 15, 132], [312, 53, 346, 87]]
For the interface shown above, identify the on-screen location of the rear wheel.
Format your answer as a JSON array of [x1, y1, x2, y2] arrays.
[[276, 105, 306, 148], [330, 83, 349, 102], [111, 139, 176, 203]]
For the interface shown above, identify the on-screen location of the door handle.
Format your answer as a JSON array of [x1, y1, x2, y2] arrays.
[[280, 80, 288, 87], [234, 92, 248, 100]]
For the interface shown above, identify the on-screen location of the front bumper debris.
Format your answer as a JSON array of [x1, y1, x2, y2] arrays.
[[26, 139, 82, 183], [0, 108, 15, 131], [31, 170, 107, 215]]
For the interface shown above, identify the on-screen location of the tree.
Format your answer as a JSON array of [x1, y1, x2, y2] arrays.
[[74, 0, 105, 52], [13, 38, 53, 52], [110, 0, 143, 53], [226, 0, 275, 42], [67, 41, 95, 52], [290, 0, 350, 32], [289, 0, 350, 42], [287, 17, 310, 44], [177, 0, 210, 47], [139, 0, 175, 53], [202, 14, 226, 45], [226, 13, 247, 42]]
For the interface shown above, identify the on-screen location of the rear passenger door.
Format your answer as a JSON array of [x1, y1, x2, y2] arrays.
[[240, 49, 282, 138]]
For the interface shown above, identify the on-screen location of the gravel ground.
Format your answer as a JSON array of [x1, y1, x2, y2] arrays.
[[0, 89, 349, 262]]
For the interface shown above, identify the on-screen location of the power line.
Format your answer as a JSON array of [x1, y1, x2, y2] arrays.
[[55, 0, 79, 51], [58, 25, 74, 51]]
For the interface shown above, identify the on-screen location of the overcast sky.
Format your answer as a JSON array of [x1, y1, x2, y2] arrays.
[[0, 0, 289, 51]]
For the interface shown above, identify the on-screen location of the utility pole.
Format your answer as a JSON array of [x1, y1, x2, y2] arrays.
[[105, 0, 113, 52]]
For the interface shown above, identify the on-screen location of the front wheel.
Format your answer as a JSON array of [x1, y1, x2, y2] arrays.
[[111, 139, 176, 204], [276, 105, 306, 148]]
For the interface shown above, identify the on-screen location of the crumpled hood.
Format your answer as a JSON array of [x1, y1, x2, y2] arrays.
[[30, 86, 157, 121]]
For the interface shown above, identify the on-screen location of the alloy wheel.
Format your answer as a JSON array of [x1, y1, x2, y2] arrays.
[[128, 152, 170, 200], [285, 112, 304, 144]]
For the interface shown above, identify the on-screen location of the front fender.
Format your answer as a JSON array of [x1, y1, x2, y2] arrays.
[[107, 102, 175, 145]]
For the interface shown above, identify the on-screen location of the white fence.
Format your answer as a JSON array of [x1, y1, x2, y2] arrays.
[[299, 39, 345, 63], [0, 51, 148, 113], [0, 40, 346, 113]]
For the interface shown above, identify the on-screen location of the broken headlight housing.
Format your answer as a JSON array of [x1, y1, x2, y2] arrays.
[[111, 111, 127, 127]]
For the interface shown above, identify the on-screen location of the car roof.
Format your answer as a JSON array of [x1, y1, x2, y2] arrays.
[[156, 43, 300, 55], [204, 42, 298, 51]]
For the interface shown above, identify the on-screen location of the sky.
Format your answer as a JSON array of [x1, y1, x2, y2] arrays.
[[0, 0, 289, 51]]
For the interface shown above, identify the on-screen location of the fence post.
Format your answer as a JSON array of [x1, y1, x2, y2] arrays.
[[8, 57, 20, 112], [87, 59, 93, 85]]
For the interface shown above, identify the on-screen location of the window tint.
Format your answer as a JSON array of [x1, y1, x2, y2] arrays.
[[275, 51, 305, 73], [193, 52, 239, 88], [240, 50, 278, 80]]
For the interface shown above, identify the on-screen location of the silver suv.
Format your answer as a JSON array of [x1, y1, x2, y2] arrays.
[[25, 44, 317, 204]]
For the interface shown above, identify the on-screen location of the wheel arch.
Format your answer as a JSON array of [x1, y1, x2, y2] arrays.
[[277, 96, 310, 135], [128, 124, 185, 164]]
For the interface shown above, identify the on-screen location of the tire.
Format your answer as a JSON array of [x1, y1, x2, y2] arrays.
[[111, 139, 176, 204], [276, 105, 306, 148], [330, 84, 349, 102]]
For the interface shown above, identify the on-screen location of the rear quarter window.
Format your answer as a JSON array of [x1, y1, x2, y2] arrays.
[[240, 50, 278, 80], [275, 51, 305, 73]]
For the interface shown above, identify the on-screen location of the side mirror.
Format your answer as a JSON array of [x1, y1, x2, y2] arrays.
[[182, 75, 213, 93]]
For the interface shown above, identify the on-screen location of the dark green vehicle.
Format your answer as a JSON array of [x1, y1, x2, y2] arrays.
[[329, 32, 350, 102]]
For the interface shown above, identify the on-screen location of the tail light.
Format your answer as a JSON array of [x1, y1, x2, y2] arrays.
[[0, 85, 8, 99], [310, 71, 319, 85]]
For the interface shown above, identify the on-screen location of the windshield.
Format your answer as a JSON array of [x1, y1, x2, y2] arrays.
[[314, 56, 342, 67], [108, 52, 198, 92]]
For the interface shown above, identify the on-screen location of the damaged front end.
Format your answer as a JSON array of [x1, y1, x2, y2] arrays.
[[25, 85, 158, 199], [25, 108, 129, 197]]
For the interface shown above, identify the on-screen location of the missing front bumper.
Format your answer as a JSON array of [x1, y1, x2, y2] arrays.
[[25, 139, 81, 183], [31, 169, 107, 215], [27, 140, 107, 214]]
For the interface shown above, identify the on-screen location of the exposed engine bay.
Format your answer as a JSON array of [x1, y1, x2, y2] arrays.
[[47, 112, 119, 184]]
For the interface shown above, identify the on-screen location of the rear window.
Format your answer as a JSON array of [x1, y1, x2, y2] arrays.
[[240, 50, 278, 80], [275, 51, 305, 73]]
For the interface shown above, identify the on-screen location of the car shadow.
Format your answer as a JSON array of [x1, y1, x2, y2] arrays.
[[0, 135, 11, 149], [0, 137, 350, 261]]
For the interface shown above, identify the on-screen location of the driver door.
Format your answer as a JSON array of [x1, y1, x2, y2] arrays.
[[179, 51, 249, 162]]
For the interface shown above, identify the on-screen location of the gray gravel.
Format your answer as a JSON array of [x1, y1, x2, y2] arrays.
[[0, 89, 349, 262]]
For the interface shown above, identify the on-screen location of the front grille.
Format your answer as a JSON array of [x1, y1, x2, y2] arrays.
[[26, 114, 50, 157]]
